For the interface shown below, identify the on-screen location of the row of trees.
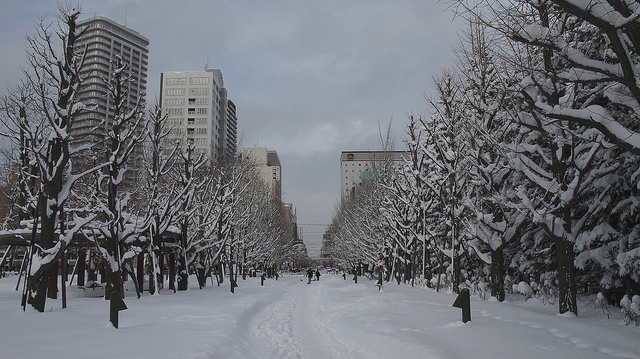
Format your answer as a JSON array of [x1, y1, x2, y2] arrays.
[[328, 0, 640, 316], [0, 7, 295, 312]]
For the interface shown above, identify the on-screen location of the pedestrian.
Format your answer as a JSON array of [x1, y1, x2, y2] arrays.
[[307, 268, 313, 284], [315, 269, 321, 281]]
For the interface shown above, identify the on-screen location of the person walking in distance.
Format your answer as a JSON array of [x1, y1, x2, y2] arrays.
[[315, 269, 321, 281], [307, 268, 313, 284]]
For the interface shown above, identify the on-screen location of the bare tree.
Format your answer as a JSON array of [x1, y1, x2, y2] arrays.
[[19, 7, 101, 312], [172, 142, 207, 291], [456, 0, 640, 154], [91, 55, 147, 300], [141, 102, 180, 294], [0, 82, 40, 228]]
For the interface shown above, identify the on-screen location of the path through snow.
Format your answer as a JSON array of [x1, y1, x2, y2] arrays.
[[0, 273, 639, 359], [249, 278, 360, 358]]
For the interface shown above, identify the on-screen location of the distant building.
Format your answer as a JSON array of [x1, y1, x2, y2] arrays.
[[74, 16, 149, 152], [242, 147, 282, 202], [282, 202, 296, 228], [160, 68, 237, 167], [282, 202, 299, 242], [340, 151, 408, 200], [223, 100, 238, 162]]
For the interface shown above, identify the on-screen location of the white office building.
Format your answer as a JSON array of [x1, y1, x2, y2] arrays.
[[160, 68, 237, 167], [242, 147, 282, 202], [340, 151, 407, 200]]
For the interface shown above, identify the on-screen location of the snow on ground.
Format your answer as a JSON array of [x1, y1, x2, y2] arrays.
[[0, 272, 638, 359]]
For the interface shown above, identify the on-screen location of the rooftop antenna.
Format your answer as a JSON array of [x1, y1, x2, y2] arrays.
[[206, 56, 210, 70]]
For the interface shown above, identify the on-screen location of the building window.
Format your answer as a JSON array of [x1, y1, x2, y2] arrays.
[[196, 108, 208, 115], [188, 98, 196, 105], [188, 108, 196, 114], [165, 108, 184, 116], [166, 77, 186, 85], [165, 88, 184, 96], [189, 88, 209, 96], [166, 118, 182, 126], [189, 77, 210, 85], [195, 98, 209, 105]]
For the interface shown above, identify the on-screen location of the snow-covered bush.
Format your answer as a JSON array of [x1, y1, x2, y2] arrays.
[[513, 281, 533, 299], [620, 295, 640, 326], [595, 292, 610, 319]]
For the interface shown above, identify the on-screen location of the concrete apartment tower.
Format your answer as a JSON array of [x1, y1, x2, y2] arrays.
[[224, 99, 238, 162], [73, 16, 149, 151], [160, 68, 237, 167]]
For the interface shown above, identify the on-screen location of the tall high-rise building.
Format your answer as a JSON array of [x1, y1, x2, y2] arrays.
[[74, 16, 149, 149], [160, 68, 237, 166], [223, 100, 238, 160], [242, 147, 282, 202], [340, 151, 407, 200]]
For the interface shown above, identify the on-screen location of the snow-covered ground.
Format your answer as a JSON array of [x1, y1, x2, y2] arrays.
[[0, 272, 638, 359]]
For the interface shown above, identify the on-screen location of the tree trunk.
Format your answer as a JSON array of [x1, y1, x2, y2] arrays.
[[490, 245, 505, 302], [29, 271, 49, 312], [77, 249, 86, 286], [169, 252, 176, 292], [148, 248, 156, 295], [29, 191, 58, 312], [556, 235, 578, 315], [452, 222, 460, 294], [217, 261, 224, 285], [242, 248, 247, 280], [104, 239, 122, 300], [137, 253, 145, 293], [47, 261, 58, 299], [177, 230, 188, 291], [436, 262, 443, 293], [159, 251, 165, 290], [229, 246, 237, 293]]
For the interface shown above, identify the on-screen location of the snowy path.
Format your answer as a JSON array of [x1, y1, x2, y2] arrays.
[[248, 278, 360, 358], [1, 273, 639, 359]]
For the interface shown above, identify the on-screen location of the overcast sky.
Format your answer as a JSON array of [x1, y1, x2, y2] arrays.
[[0, 0, 461, 257]]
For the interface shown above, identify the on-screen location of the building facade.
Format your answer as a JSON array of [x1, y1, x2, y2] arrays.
[[242, 147, 282, 203], [223, 100, 238, 162], [340, 151, 408, 200], [282, 202, 299, 242], [160, 68, 237, 167], [74, 16, 149, 149]]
